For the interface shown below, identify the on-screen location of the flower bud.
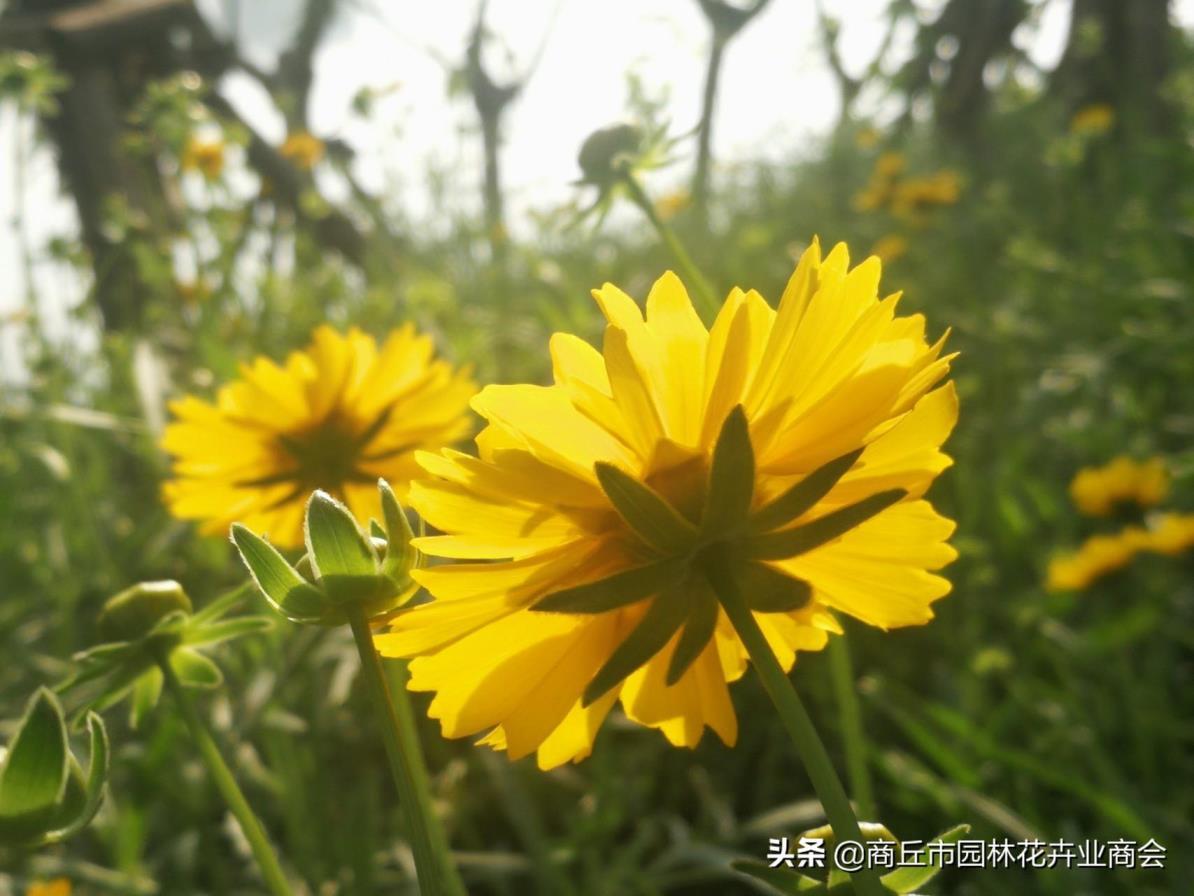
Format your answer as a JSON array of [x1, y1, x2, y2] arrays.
[[97, 580, 192, 643], [577, 123, 644, 187]]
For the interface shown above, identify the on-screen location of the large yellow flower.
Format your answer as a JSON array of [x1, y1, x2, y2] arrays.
[[377, 240, 958, 769], [162, 324, 475, 547]]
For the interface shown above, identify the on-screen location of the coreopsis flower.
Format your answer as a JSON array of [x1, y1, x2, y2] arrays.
[[180, 137, 225, 180], [1046, 529, 1145, 592], [280, 131, 325, 170], [1141, 512, 1194, 556], [1069, 456, 1169, 517], [25, 880, 71, 896], [891, 170, 961, 217], [162, 324, 475, 547], [378, 240, 958, 769], [1070, 103, 1115, 136]]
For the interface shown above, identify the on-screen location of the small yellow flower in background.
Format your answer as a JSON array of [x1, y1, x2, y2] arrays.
[[1069, 456, 1169, 517], [854, 126, 880, 149], [378, 239, 958, 769], [870, 234, 908, 264], [1046, 529, 1146, 592], [891, 170, 961, 216], [26, 880, 71, 896], [162, 324, 475, 548], [853, 152, 905, 212], [655, 190, 691, 221], [280, 131, 325, 170], [1070, 103, 1115, 136], [180, 136, 225, 180], [1140, 512, 1194, 556]]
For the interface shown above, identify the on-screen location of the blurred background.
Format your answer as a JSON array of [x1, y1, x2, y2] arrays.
[[1, 0, 1192, 893]]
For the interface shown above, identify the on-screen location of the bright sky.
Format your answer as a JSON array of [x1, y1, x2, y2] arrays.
[[3, 0, 1189, 375]]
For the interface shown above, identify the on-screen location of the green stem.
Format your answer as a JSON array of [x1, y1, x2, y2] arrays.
[[346, 607, 466, 896], [622, 172, 720, 320], [157, 656, 293, 896], [704, 561, 886, 896], [828, 634, 876, 821]]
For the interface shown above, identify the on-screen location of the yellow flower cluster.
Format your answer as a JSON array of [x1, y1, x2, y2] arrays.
[[1069, 456, 1169, 516], [855, 153, 960, 220], [26, 881, 71, 896], [280, 131, 326, 170], [1048, 454, 1192, 591], [180, 136, 225, 180], [869, 234, 908, 264], [1069, 103, 1115, 137]]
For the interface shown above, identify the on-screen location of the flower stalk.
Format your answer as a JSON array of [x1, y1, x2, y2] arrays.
[[828, 634, 876, 821], [156, 652, 293, 896], [621, 172, 720, 319], [346, 607, 466, 896], [705, 556, 887, 896]]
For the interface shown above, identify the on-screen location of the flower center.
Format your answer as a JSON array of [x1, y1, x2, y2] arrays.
[[277, 412, 370, 493], [644, 454, 709, 527]]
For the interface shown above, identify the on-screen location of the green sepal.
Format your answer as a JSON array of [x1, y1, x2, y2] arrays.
[[169, 648, 224, 689], [182, 615, 274, 647], [190, 584, 251, 625], [751, 449, 865, 533], [97, 581, 192, 643], [379, 479, 416, 584], [879, 823, 971, 893], [665, 580, 718, 685], [595, 462, 697, 555], [41, 712, 110, 845], [534, 558, 686, 614], [746, 489, 907, 560], [304, 490, 382, 604], [736, 562, 813, 613], [129, 667, 162, 729], [0, 688, 69, 838], [231, 523, 331, 623], [702, 405, 755, 536], [730, 860, 825, 894], [582, 586, 688, 706]]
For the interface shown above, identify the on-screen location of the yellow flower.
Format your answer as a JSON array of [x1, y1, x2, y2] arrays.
[[181, 137, 225, 180], [175, 278, 212, 306], [855, 126, 880, 149], [1046, 529, 1145, 591], [1141, 512, 1194, 556], [26, 881, 71, 896], [1070, 103, 1115, 136], [280, 131, 325, 170], [162, 324, 475, 547], [891, 170, 961, 216], [377, 240, 958, 769], [874, 152, 906, 179], [1069, 456, 1169, 517], [870, 234, 908, 264], [853, 152, 905, 212], [655, 190, 691, 221]]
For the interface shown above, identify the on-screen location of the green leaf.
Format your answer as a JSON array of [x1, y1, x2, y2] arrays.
[[59, 643, 137, 693], [702, 405, 755, 535], [190, 584, 252, 625], [737, 562, 813, 613], [0, 689, 69, 827], [304, 490, 381, 602], [595, 462, 697, 555], [379, 479, 416, 582], [751, 449, 865, 532], [730, 860, 826, 894], [746, 490, 906, 560], [583, 588, 688, 706], [170, 648, 223, 689], [129, 667, 162, 729], [666, 580, 718, 684], [880, 824, 971, 893], [534, 558, 686, 614], [43, 712, 110, 845], [184, 615, 273, 647], [231, 523, 330, 622]]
